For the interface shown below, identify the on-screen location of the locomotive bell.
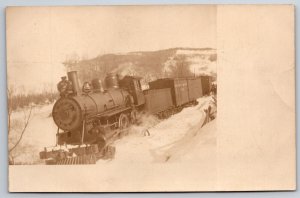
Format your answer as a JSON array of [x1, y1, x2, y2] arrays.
[[82, 82, 92, 93], [105, 73, 119, 89]]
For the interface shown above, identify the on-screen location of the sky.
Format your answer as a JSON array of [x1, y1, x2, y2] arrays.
[[6, 5, 216, 93]]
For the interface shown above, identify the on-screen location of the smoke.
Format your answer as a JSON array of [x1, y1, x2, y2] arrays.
[[110, 62, 138, 79], [128, 113, 161, 136]]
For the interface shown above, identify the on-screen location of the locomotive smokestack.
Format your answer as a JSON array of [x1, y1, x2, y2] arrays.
[[67, 71, 81, 95]]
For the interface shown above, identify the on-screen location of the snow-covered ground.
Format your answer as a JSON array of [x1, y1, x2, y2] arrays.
[[9, 104, 57, 164], [94, 98, 217, 191], [9, 96, 217, 166]]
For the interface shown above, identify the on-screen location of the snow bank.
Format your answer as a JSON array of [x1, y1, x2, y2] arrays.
[[98, 96, 216, 164], [94, 98, 217, 191]]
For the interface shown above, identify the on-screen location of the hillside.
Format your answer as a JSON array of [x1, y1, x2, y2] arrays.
[[64, 47, 217, 85]]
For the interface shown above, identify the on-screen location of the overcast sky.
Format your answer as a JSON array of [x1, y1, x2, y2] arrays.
[[6, 5, 216, 93]]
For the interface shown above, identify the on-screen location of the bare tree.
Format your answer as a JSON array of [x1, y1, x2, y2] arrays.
[[167, 55, 193, 78], [9, 107, 32, 152], [7, 86, 15, 135], [7, 86, 33, 165]]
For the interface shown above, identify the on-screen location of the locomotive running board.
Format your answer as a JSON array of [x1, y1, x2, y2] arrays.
[[90, 106, 132, 119]]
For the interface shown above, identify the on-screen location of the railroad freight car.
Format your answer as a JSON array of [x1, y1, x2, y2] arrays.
[[200, 76, 212, 95], [149, 78, 190, 107], [143, 88, 173, 115], [187, 78, 203, 102]]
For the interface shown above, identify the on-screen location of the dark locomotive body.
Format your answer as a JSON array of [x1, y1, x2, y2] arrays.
[[40, 71, 213, 164]]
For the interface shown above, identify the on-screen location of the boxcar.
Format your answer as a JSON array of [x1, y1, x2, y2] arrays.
[[143, 88, 173, 114], [187, 78, 203, 101], [200, 76, 212, 95], [149, 78, 189, 107]]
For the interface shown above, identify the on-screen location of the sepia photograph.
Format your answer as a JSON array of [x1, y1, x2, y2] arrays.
[[7, 5, 217, 166], [6, 4, 295, 192]]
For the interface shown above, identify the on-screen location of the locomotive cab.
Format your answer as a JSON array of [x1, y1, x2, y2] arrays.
[[119, 76, 145, 106]]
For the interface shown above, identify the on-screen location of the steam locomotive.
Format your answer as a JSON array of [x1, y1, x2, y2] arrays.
[[40, 71, 213, 165]]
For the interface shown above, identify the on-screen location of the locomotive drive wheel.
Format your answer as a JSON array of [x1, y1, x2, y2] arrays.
[[118, 113, 130, 137], [130, 109, 138, 124]]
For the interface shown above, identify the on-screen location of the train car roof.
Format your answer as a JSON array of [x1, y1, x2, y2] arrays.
[[122, 75, 142, 80], [153, 76, 212, 81]]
